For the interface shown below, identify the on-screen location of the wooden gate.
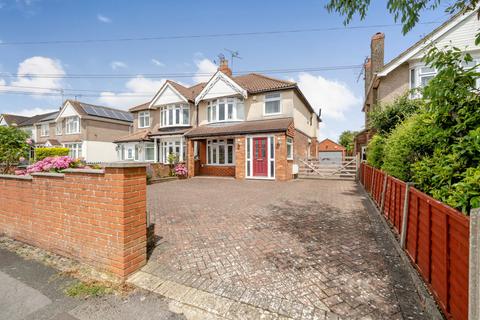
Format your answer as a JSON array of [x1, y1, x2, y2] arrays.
[[298, 156, 357, 180]]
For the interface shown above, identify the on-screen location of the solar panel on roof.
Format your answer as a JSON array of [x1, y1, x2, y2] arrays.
[[80, 103, 132, 122]]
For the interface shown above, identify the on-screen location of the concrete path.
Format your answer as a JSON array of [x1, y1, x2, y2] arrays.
[[0, 247, 184, 320], [138, 179, 431, 319]]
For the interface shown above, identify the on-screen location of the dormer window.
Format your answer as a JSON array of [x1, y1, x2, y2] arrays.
[[264, 93, 281, 115], [160, 105, 189, 127], [65, 116, 80, 134], [138, 111, 151, 128], [207, 97, 244, 123]]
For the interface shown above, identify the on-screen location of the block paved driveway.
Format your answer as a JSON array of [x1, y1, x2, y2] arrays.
[[145, 178, 428, 319]]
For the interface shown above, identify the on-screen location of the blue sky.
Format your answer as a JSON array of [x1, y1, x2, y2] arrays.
[[0, 0, 449, 140]]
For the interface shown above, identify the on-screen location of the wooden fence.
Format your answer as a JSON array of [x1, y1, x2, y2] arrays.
[[360, 162, 470, 320]]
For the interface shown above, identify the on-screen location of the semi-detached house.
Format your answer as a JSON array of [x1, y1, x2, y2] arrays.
[[115, 59, 321, 181], [355, 9, 480, 158]]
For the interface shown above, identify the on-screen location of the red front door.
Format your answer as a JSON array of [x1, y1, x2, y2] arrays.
[[253, 137, 268, 176]]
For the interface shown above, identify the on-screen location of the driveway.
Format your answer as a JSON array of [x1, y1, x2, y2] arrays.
[[142, 178, 428, 319]]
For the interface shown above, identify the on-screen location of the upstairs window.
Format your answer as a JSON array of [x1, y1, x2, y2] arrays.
[[40, 124, 49, 137], [264, 93, 281, 115], [65, 116, 80, 134], [160, 105, 189, 127], [56, 122, 62, 135], [138, 111, 151, 128], [207, 98, 244, 123]]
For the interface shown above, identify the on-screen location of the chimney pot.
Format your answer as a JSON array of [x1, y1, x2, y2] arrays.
[[218, 58, 232, 76]]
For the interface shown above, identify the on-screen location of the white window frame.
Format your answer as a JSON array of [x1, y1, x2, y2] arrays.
[[286, 137, 293, 160], [160, 105, 190, 127], [206, 97, 244, 124], [138, 111, 151, 128], [64, 143, 83, 159], [40, 124, 49, 137], [245, 135, 275, 180], [264, 92, 282, 116], [206, 138, 235, 166], [56, 122, 62, 135], [159, 137, 185, 164], [65, 116, 80, 134], [144, 142, 155, 162]]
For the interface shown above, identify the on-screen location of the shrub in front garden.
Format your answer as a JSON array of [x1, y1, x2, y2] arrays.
[[174, 163, 187, 178], [35, 147, 70, 161], [0, 126, 30, 174], [15, 156, 96, 175]]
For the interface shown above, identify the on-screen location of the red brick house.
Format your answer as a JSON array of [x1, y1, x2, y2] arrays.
[[115, 58, 321, 181]]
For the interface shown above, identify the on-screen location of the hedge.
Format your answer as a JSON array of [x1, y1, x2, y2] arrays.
[[35, 147, 70, 161]]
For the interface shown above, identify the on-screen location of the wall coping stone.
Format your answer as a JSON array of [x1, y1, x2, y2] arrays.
[[0, 174, 33, 180], [63, 168, 105, 174], [31, 172, 65, 178], [103, 162, 148, 168]]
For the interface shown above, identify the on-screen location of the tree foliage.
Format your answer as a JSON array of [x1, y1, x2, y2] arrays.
[[0, 126, 30, 174], [369, 95, 421, 135], [326, 0, 480, 43], [366, 135, 385, 169], [338, 130, 357, 154]]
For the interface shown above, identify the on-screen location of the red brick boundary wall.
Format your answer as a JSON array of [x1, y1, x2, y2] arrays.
[[0, 163, 147, 280]]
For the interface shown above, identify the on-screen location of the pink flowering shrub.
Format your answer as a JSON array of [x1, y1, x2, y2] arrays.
[[174, 163, 188, 177], [15, 156, 83, 175]]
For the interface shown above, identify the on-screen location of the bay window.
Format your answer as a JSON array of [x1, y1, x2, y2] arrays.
[[64, 143, 82, 159], [138, 111, 150, 128], [160, 105, 190, 127], [40, 124, 49, 137], [207, 139, 234, 165], [160, 138, 186, 163], [207, 98, 244, 123], [264, 93, 281, 115], [65, 116, 80, 134], [144, 143, 155, 161]]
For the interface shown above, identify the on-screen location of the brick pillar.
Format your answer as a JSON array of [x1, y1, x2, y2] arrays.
[[103, 163, 148, 279], [187, 139, 194, 178], [275, 134, 291, 181], [235, 136, 245, 179]]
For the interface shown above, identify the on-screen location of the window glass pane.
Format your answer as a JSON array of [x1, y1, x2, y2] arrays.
[[266, 92, 281, 99], [207, 106, 211, 122], [421, 75, 434, 87], [410, 69, 415, 88], [212, 147, 217, 163], [270, 161, 274, 177], [175, 108, 180, 124], [420, 66, 435, 74], [247, 138, 250, 159], [182, 108, 189, 125], [265, 100, 280, 114], [207, 146, 211, 164], [237, 100, 244, 119], [227, 139, 234, 144], [145, 144, 154, 161], [227, 145, 233, 164], [247, 160, 250, 176], [219, 145, 225, 164], [227, 104, 233, 119], [212, 105, 217, 121], [168, 109, 173, 125], [219, 103, 225, 121]]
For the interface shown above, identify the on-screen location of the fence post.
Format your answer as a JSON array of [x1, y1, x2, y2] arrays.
[[379, 174, 388, 214], [469, 208, 480, 320], [400, 182, 413, 249], [370, 167, 375, 194]]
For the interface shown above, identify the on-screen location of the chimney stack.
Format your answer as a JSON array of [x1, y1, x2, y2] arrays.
[[364, 58, 372, 95], [218, 57, 232, 77], [370, 32, 385, 75]]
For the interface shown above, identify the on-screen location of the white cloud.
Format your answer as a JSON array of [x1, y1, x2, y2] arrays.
[[97, 14, 111, 23], [13, 107, 58, 116], [97, 76, 166, 109], [193, 58, 217, 83], [0, 56, 65, 99], [151, 59, 165, 67], [110, 61, 127, 70], [293, 73, 361, 120]]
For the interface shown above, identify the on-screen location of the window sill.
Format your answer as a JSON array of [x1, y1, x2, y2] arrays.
[[206, 120, 243, 124], [159, 124, 190, 128], [65, 132, 80, 135], [204, 164, 235, 167]]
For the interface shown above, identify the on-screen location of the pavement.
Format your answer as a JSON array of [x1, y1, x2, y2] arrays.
[[0, 247, 184, 320], [141, 178, 430, 319]]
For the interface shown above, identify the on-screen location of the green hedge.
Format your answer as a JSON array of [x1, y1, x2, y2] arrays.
[[366, 135, 385, 169], [35, 147, 70, 161]]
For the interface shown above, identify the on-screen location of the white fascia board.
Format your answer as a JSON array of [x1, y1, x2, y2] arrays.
[[378, 11, 475, 77], [148, 82, 188, 108], [194, 71, 247, 105], [54, 101, 79, 122]]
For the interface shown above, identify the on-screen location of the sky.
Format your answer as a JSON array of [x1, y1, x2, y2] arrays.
[[0, 0, 451, 140]]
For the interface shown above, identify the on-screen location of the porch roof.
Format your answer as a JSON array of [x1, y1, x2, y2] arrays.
[[149, 126, 192, 137], [184, 117, 293, 138], [114, 129, 151, 143]]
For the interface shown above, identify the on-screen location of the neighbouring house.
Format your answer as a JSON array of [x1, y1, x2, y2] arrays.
[[115, 58, 321, 181], [2, 100, 133, 162], [318, 138, 345, 164], [355, 9, 480, 159]]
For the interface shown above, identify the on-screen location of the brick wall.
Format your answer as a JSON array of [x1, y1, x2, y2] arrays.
[[0, 163, 147, 280], [294, 129, 312, 159], [275, 133, 293, 181], [235, 136, 246, 179]]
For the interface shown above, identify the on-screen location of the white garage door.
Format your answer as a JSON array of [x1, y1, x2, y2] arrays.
[[319, 151, 343, 165]]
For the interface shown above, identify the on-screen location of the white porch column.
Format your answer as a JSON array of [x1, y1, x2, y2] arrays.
[[154, 137, 158, 163], [180, 137, 184, 162]]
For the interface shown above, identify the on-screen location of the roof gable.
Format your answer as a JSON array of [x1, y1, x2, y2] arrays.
[[0, 116, 7, 126], [195, 71, 248, 105], [379, 10, 478, 77], [56, 101, 80, 120], [150, 81, 188, 108]]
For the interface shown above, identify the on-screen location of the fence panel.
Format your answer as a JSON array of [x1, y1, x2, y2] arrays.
[[359, 163, 470, 320], [406, 188, 469, 320]]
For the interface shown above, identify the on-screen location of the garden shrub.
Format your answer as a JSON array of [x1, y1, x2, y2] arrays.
[[366, 135, 385, 169], [35, 147, 70, 161], [0, 126, 30, 174]]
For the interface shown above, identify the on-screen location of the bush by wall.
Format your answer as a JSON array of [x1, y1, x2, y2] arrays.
[[366, 135, 385, 169], [35, 147, 69, 161]]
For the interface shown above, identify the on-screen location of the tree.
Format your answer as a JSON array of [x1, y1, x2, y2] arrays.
[[326, 0, 480, 44], [0, 126, 30, 174], [338, 130, 357, 154]]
